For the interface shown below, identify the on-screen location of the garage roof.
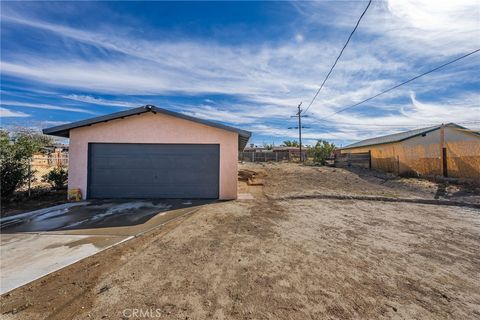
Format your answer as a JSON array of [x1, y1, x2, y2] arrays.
[[341, 123, 475, 150], [43, 105, 252, 151]]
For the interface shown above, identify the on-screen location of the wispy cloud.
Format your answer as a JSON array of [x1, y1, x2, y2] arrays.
[[0, 107, 30, 118], [40, 120, 69, 127], [179, 102, 294, 125], [1, 101, 97, 114], [62, 94, 140, 108], [0, 0, 478, 144]]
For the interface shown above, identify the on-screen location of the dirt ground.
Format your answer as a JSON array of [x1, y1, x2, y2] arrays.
[[1, 163, 479, 319], [253, 162, 480, 204]]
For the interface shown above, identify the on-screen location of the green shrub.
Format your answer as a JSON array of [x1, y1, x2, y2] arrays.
[[0, 130, 42, 200], [283, 140, 299, 147], [42, 167, 68, 190], [308, 140, 336, 165]]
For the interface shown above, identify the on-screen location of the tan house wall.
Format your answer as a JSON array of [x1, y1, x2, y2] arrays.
[[341, 127, 480, 182], [69, 112, 239, 200]]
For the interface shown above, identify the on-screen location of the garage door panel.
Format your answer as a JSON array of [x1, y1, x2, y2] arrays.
[[92, 144, 216, 155], [92, 155, 218, 170], [89, 165, 218, 177], [92, 156, 172, 168], [88, 143, 219, 199], [89, 184, 217, 199], [90, 169, 217, 185]]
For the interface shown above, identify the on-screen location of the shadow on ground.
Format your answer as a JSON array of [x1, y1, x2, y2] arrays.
[[0, 199, 214, 233]]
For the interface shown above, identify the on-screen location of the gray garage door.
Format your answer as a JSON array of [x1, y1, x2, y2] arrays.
[[87, 143, 219, 199]]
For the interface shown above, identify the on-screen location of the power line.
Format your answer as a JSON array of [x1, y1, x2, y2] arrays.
[[287, 115, 480, 128], [315, 120, 480, 128], [303, 0, 372, 115], [319, 48, 480, 120]]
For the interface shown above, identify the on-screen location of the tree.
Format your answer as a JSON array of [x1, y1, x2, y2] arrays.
[[263, 143, 274, 150], [309, 140, 336, 165], [11, 128, 54, 150], [0, 130, 50, 200], [283, 140, 299, 147]]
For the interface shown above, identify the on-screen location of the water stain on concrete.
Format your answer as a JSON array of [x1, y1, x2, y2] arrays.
[[0, 199, 212, 294], [1, 199, 213, 233]]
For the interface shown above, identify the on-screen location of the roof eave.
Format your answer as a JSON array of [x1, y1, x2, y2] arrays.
[[43, 105, 252, 151], [42, 107, 149, 137], [340, 125, 445, 150]]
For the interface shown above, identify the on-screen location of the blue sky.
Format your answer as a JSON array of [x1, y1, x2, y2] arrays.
[[1, 0, 479, 147]]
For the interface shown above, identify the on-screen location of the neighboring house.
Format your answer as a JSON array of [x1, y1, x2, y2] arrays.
[[340, 123, 480, 182], [43, 105, 251, 200]]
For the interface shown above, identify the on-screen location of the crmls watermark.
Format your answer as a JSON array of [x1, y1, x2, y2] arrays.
[[122, 308, 162, 318]]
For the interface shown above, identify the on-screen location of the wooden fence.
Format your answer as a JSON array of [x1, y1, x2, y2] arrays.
[[334, 152, 371, 169], [239, 151, 291, 162], [31, 155, 68, 168]]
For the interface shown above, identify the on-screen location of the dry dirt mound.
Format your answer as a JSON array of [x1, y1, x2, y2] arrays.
[[241, 162, 480, 205]]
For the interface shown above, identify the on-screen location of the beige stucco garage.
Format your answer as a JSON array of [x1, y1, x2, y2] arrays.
[[43, 105, 251, 200]]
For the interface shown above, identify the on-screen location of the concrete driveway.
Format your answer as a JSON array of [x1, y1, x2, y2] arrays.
[[0, 199, 210, 294]]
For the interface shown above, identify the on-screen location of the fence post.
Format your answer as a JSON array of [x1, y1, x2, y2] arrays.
[[252, 152, 255, 162], [56, 150, 61, 167], [28, 157, 32, 197], [397, 155, 400, 175], [368, 150, 372, 169], [442, 147, 448, 177]]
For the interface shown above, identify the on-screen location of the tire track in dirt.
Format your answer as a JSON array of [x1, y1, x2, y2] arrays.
[[271, 193, 480, 209]]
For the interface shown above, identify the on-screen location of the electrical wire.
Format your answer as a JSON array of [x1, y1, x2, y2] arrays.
[[313, 120, 480, 128], [318, 48, 480, 120], [303, 0, 372, 115]]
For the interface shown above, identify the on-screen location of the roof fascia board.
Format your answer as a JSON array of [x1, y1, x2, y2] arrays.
[[43, 105, 251, 139]]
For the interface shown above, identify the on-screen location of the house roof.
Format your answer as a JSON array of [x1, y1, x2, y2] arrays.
[[341, 123, 476, 150], [43, 105, 252, 151]]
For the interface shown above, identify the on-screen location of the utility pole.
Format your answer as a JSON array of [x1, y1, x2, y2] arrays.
[[289, 102, 309, 162], [440, 123, 447, 177]]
